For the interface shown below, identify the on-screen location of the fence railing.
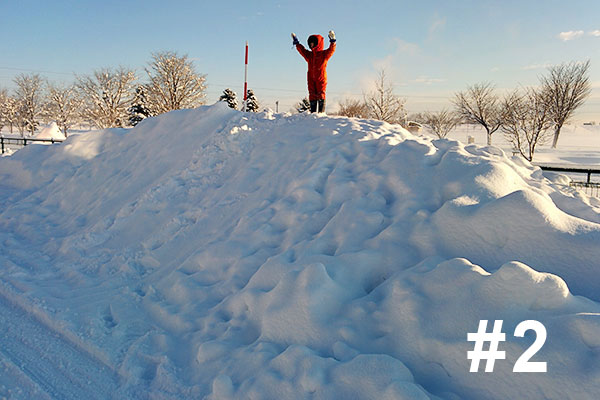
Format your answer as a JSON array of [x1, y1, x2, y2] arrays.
[[1, 136, 65, 154], [534, 163, 600, 197], [569, 182, 600, 197]]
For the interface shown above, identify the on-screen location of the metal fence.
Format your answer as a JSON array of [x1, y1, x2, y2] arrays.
[[536, 164, 600, 197], [1, 136, 65, 154], [569, 182, 600, 197]]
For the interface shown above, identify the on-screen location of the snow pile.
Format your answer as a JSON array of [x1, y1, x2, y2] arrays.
[[35, 121, 65, 140], [1, 103, 599, 399]]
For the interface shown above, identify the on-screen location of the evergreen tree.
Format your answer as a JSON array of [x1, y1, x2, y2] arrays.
[[128, 85, 152, 126], [244, 89, 259, 112], [296, 97, 311, 113], [219, 88, 238, 109]]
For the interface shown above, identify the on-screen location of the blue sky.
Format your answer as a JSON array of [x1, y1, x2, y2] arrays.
[[1, 0, 599, 120]]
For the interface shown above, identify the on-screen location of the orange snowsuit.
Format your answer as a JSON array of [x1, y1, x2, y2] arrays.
[[295, 34, 336, 101]]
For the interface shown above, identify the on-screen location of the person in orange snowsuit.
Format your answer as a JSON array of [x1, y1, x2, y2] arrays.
[[292, 30, 336, 113]]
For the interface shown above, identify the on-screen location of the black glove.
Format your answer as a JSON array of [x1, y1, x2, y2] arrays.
[[291, 33, 300, 46]]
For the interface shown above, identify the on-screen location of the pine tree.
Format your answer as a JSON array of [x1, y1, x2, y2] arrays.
[[296, 97, 311, 113], [244, 89, 259, 112], [128, 85, 152, 126], [219, 88, 238, 109]]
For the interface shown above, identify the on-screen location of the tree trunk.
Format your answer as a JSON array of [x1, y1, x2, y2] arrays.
[[551, 125, 561, 148], [486, 130, 492, 146]]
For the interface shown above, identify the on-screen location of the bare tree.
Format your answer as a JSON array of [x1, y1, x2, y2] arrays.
[[145, 51, 207, 114], [453, 82, 503, 145], [540, 60, 591, 148], [14, 73, 45, 136], [421, 109, 461, 139], [76, 67, 137, 129], [365, 69, 406, 124], [336, 97, 369, 118], [502, 88, 553, 161], [45, 82, 82, 137]]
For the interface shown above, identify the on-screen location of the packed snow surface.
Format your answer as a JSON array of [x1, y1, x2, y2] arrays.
[[35, 121, 65, 141], [1, 103, 599, 399]]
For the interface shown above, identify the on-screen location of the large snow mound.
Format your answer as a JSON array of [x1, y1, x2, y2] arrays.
[[1, 103, 599, 399]]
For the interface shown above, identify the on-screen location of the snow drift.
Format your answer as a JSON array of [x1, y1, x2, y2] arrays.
[[1, 103, 599, 399]]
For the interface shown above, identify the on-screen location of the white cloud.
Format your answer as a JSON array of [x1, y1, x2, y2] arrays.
[[428, 14, 447, 38], [391, 38, 421, 57], [414, 76, 446, 85], [589, 30, 600, 37], [558, 30, 584, 41], [359, 39, 421, 92]]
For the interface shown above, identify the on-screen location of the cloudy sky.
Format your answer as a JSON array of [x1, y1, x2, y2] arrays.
[[1, 0, 599, 120]]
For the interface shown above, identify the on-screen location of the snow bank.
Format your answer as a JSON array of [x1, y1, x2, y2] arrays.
[[35, 121, 65, 140], [1, 103, 599, 399]]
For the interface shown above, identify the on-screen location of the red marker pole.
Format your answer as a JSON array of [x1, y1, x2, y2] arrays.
[[243, 41, 249, 111]]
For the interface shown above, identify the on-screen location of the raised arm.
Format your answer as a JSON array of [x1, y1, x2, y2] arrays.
[[292, 33, 311, 61], [324, 30, 337, 60]]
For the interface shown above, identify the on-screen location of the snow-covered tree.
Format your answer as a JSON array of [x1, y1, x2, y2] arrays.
[[44, 82, 82, 137], [453, 82, 503, 145], [76, 67, 137, 129], [219, 88, 238, 109], [244, 89, 259, 112], [365, 70, 406, 124], [145, 51, 207, 114], [540, 60, 591, 148], [0, 88, 8, 132], [1, 94, 19, 133], [15, 108, 27, 136], [128, 85, 153, 126], [13, 73, 45, 135], [295, 97, 311, 113]]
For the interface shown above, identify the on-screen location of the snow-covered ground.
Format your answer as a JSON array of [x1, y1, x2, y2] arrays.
[[447, 123, 600, 166], [1, 104, 599, 399]]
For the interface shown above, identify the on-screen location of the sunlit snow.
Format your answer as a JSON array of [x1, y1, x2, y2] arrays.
[[1, 103, 599, 399]]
